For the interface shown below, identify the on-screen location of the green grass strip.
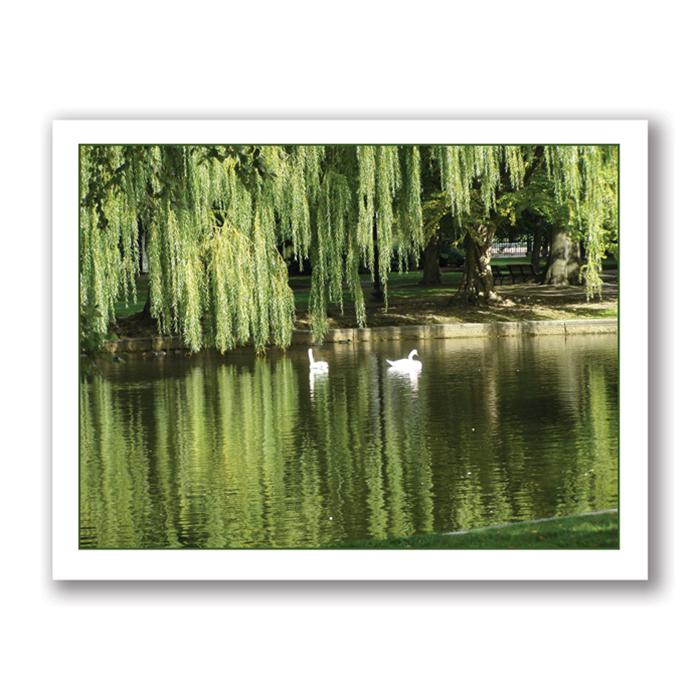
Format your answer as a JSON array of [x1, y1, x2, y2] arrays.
[[337, 510, 619, 549]]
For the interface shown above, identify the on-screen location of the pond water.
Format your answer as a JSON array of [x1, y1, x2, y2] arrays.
[[79, 334, 618, 548]]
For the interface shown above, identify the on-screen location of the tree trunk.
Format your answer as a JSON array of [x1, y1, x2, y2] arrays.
[[454, 224, 499, 305], [140, 290, 151, 320], [371, 221, 386, 303], [543, 230, 581, 286], [420, 233, 442, 285], [138, 219, 150, 274], [531, 228, 542, 271], [135, 219, 151, 319]]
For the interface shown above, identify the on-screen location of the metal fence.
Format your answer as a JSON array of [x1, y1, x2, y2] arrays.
[[489, 241, 529, 258]]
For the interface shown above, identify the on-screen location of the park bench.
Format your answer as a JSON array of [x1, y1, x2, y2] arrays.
[[507, 263, 542, 283], [492, 266, 513, 285]]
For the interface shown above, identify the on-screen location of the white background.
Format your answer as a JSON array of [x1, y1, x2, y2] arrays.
[[0, 0, 693, 698], [53, 119, 647, 582]]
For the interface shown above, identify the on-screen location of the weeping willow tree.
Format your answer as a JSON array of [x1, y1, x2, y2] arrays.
[[543, 145, 619, 296], [428, 145, 618, 303], [80, 145, 298, 353], [80, 143, 617, 352], [429, 145, 527, 304]]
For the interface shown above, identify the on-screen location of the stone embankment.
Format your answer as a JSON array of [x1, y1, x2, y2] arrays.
[[103, 318, 617, 354]]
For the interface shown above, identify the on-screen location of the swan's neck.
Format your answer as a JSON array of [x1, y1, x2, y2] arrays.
[[408, 350, 417, 360], [308, 348, 314, 363]]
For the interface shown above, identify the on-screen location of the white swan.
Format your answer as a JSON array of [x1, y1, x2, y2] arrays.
[[386, 349, 422, 371], [308, 348, 329, 372]]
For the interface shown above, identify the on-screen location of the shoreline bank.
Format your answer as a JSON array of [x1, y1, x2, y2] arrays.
[[103, 317, 617, 354], [338, 511, 619, 549]]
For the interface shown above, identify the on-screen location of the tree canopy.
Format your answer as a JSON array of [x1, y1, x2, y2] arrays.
[[80, 144, 618, 352]]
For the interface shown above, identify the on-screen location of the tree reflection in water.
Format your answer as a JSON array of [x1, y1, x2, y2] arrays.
[[80, 335, 618, 548]]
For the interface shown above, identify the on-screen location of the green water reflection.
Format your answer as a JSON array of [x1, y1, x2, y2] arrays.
[[79, 335, 618, 548]]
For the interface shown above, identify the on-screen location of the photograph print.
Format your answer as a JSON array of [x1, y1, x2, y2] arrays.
[[77, 139, 620, 553]]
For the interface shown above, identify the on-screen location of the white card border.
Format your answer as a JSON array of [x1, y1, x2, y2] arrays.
[[52, 119, 647, 580]]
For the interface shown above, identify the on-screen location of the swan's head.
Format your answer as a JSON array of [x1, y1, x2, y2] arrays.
[[408, 349, 419, 360]]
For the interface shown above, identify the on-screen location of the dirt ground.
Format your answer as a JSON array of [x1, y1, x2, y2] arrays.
[[113, 272, 618, 339], [293, 275, 619, 330]]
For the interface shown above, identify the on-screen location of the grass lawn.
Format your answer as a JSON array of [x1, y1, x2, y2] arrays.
[[290, 265, 618, 329], [112, 261, 618, 337], [288, 260, 533, 308], [337, 511, 619, 549], [113, 276, 149, 318], [114, 259, 570, 314]]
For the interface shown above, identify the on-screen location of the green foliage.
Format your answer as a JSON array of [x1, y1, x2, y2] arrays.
[[81, 145, 296, 352], [544, 145, 619, 297], [80, 144, 619, 350], [79, 303, 105, 353]]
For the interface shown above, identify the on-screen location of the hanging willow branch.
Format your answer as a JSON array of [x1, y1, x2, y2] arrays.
[[80, 143, 618, 352], [544, 145, 619, 297]]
